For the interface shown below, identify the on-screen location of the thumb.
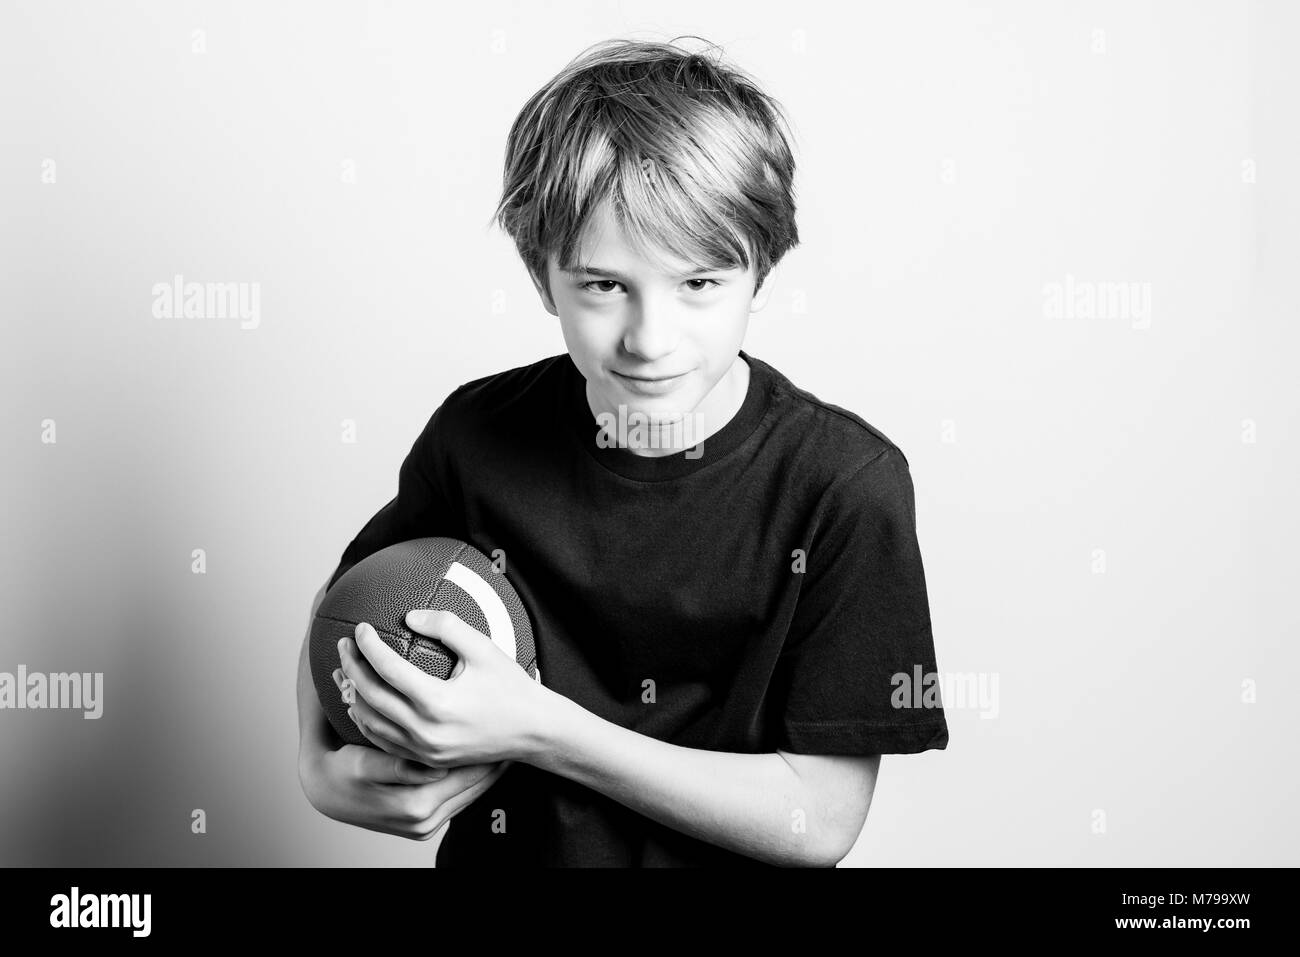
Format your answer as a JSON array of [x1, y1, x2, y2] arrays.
[[396, 759, 449, 785]]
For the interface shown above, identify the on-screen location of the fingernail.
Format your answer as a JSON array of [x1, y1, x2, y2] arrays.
[[347, 708, 356, 722]]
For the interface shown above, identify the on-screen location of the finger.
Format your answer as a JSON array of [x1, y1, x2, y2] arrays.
[[432, 761, 511, 824], [338, 628, 421, 728], [390, 753, 450, 786], [451, 760, 508, 790], [404, 761, 503, 800], [404, 610, 495, 670], [333, 669, 355, 706], [349, 707, 425, 764], [352, 622, 445, 707], [347, 693, 414, 751], [353, 745, 449, 785]]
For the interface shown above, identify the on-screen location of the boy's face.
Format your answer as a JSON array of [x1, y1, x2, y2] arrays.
[[531, 198, 771, 452]]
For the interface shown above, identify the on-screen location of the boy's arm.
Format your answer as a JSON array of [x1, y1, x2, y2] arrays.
[[342, 615, 877, 865], [298, 579, 336, 758], [525, 694, 878, 867], [522, 447, 932, 866]]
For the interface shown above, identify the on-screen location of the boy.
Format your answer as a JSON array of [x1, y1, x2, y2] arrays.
[[297, 37, 947, 867]]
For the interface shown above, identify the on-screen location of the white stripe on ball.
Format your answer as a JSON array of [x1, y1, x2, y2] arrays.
[[443, 561, 517, 664]]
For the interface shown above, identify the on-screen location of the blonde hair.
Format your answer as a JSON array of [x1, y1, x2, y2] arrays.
[[490, 36, 800, 298]]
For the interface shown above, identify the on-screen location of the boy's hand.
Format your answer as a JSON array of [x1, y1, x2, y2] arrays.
[[335, 612, 550, 769], [298, 741, 509, 842]]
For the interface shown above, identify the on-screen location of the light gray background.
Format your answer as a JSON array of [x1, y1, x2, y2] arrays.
[[1, 0, 1296, 866]]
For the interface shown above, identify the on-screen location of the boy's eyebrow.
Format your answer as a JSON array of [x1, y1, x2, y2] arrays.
[[561, 264, 725, 280]]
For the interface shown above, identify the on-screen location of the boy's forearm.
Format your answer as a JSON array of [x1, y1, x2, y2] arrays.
[[298, 580, 334, 751], [298, 630, 330, 748], [524, 690, 842, 867]]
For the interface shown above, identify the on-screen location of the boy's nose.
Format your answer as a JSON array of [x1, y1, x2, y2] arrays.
[[621, 302, 680, 362]]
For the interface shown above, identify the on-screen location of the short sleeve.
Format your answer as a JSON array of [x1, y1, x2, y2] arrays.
[[772, 445, 949, 755], [325, 401, 465, 591]]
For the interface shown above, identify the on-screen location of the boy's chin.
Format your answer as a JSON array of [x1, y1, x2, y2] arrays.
[[607, 387, 702, 414]]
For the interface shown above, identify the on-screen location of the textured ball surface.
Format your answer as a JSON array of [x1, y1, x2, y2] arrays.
[[310, 537, 539, 747]]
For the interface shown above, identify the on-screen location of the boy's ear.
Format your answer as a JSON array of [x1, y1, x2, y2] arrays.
[[529, 267, 559, 317]]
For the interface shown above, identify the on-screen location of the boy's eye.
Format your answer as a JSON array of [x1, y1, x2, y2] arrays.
[[579, 278, 721, 294]]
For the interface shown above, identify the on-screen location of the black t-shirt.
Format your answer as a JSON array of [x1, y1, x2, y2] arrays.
[[326, 350, 948, 867]]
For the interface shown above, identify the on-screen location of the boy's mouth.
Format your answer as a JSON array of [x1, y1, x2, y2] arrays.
[[612, 368, 690, 394], [615, 370, 686, 381]]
